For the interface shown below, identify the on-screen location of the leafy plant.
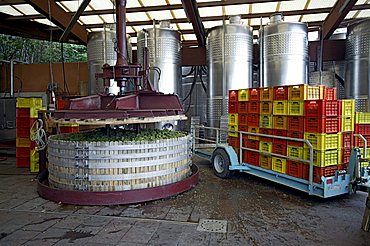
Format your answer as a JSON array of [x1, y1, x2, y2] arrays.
[[51, 128, 186, 142]]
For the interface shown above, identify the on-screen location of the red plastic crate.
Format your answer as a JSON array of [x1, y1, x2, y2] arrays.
[[272, 143, 287, 155], [259, 128, 273, 142], [273, 86, 289, 100], [57, 98, 66, 110], [287, 131, 304, 147], [60, 126, 79, 133], [355, 124, 370, 135], [341, 147, 351, 163], [249, 88, 260, 101], [16, 157, 30, 168], [355, 134, 370, 147], [304, 117, 340, 133], [228, 136, 240, 148], [16, 108, 30, 118], [16, 117, 37, 128], [228, 101, 238, 113], [243, 150, 260, 166], [241, 135, 248, 147], [248, 101, 260, 114], [239, 125, 248, 132], [341, 132, 353, 148], [238, 114, 248, 126], [286, 161, 305, 179], [238, 101, 248, 113], [288, 116, 304, 132], [229, 90, 238, 102], [16, 147, 31, 158], [272, 129, 288, 145], [16, 127, 31, 138], [324, 88, 337, 101], [339, 163, 348, 171], [247, 114, 260, 127], [302, 165, 339, 184], [304, 100, 340, 117], [247, 139, 260, 150]]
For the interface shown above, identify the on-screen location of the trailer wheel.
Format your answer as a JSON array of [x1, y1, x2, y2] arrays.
[[211, 148, 233, 178]]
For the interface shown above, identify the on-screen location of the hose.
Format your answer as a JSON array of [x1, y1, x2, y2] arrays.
[[30, 119, 47, 151]]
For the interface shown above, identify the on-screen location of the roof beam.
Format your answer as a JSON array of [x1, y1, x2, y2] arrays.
[[82, 4, 370, 29], [0, 0, 24, 6], [24, 0, 87, 44], [8, 0, 292, 20], [182, 0, 205, 47], [0, 12, 67, 42], [322, 0, 358, 40], [59, 0, 91, 42]]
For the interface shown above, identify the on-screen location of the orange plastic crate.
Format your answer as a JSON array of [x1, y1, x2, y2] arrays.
[[260, 101, 272, 114], [273, 116, 288, 130]]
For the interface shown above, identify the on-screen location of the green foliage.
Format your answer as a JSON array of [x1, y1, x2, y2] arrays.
[[51, 128, 186, 142], [0, 34, 86, 63]]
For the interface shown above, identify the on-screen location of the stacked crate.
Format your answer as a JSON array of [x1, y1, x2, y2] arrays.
[[354, 111, 370, 161], [259, 87, 273, 170], [16, 98, 43, 172], [228, 85, 354, 184], [340, 100, 356, 166]]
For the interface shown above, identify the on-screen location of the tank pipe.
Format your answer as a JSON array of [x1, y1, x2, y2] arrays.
[[318, 27, 324, 85], [10, 60, 14, 97], [115, 0, 128, 67], [259, 17, 264, 87], [368, 32, 370, 112], [222, 17, 226, 115]]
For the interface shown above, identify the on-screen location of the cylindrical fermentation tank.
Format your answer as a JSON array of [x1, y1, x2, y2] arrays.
[[260, 13, 308, 87], [207, 15, 253, 129], [137, 20, 181, 95], [87, 25, 132, 95], [345, 19, 370, 112]]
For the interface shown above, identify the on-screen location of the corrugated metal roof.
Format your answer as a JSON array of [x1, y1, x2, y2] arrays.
[[0, 0, 369, 43]]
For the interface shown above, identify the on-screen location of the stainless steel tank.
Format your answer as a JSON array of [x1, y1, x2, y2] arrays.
[[345, 19, 370, 112], [260, 13, 308, 87], [87, 25, 132, 95], [207, 15, 253, 130], [137, 20, 181, 95]]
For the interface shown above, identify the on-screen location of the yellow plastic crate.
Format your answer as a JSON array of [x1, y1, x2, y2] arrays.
[[16, 137, 31, 147], [273, 101, 288, 115], [228, 124, 238, 137], [238, 89, 249, 101], [260, 87, 273, 101], [303, 149, 340, 167], [248, 126, 259, 140], [342, 100, 355, 117], [355, 112, 370, 124], [16, 97, 43, 108], [260, 101, 273, 114], [288, 84, 305, 100], [359, 148, 370, 159], [342, 116, 354, 132], [228, 113, 238, 125], [306, 85, 324, 100], [30, 149, 39, 173], [272, 157, 286, 173], [260, 154, 272, 169], [30, 107, 46, 118], [260, 141, 272, 153], [273, 116, 288, 130], [304, 133, 341, 150], [260, 115, 272, 128], [288, 101, 304, 116], [287, 145, 303, 159]]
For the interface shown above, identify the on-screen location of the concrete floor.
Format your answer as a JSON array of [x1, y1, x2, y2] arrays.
[[0, 156, 368, 246]]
